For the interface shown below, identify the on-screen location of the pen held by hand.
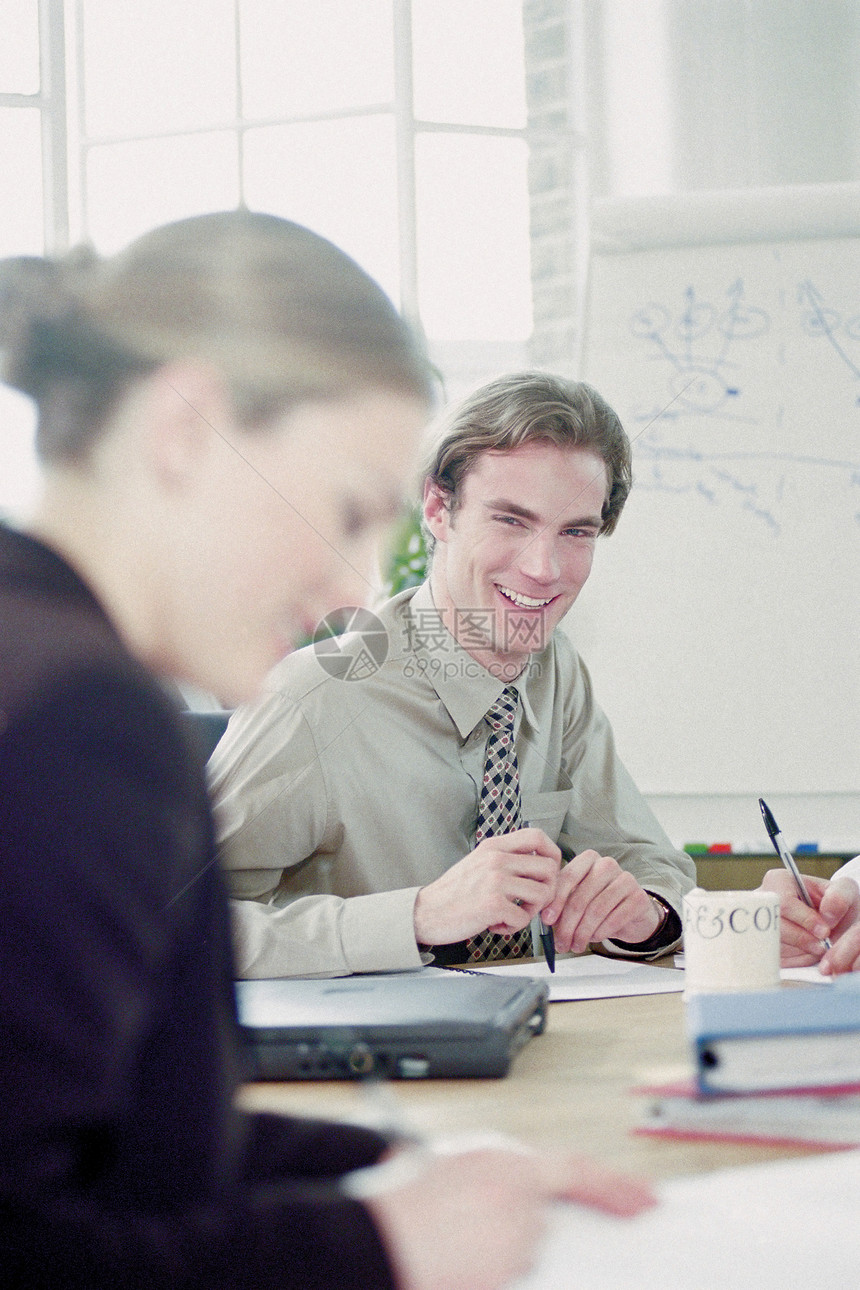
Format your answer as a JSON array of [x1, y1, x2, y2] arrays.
[[758, 797, 832, 951], [538, 917, 556, 973], [522, 820, 556, 972]]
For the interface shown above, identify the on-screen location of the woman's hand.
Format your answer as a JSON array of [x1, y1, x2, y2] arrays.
[[360, 1142, 656, 1290]]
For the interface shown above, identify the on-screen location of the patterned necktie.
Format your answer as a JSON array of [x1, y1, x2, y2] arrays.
[[465, 687, 534, 962]]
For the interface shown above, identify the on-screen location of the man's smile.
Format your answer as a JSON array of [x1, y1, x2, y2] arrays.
[[495, 583, 556, 609]]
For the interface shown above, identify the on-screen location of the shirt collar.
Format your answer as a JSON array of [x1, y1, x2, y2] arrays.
[[405, 580, 540, 739]]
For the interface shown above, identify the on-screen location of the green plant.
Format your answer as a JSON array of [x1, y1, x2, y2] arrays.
[[381, 505, 428, 597]]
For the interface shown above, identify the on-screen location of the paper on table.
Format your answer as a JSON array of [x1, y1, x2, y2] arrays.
[[466, 955, 684, 1001], [780, 964, 835, 983], [510, 1149, 860, 1290], [674, 953, 834, 985]]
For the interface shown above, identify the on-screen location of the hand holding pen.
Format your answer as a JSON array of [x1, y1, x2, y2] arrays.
[[759, 797, 832, 953]]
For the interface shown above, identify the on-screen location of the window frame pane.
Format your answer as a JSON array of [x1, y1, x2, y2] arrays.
[[0, 107, 44, 256], [0, 0, 40, 94]]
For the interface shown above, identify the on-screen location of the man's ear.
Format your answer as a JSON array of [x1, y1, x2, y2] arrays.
[[142, 360, 233, 489], [423, 477, 452, 543]]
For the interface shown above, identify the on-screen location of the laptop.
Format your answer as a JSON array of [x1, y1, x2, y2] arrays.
[[235, 969, 549, 1080]]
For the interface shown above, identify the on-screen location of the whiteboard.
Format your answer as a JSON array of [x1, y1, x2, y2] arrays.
[[572, 185, 860, 845]]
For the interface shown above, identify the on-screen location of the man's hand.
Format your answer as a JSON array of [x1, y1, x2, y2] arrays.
[[759, 869, 860, 971], [539, 850, 662, 954], [412, 828, 561, 946], [364, 1144, 656, 1290]]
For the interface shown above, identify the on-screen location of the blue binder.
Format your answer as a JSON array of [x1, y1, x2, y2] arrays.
[[687, 974, 860, 1094]]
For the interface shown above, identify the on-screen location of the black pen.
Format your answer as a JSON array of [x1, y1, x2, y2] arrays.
[[524, 820, 555, 973], [759, 797, 831, 951], [538, 915, 556, 973]]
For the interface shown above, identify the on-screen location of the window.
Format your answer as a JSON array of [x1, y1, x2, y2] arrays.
[[74, 0, 531, 346], [1, 0, 541, 516]]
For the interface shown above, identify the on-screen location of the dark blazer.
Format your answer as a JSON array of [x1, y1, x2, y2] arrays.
[[0, 525, 394, 1290]]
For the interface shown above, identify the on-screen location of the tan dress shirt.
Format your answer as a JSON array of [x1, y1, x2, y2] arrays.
[[211, 581, 696, 977]]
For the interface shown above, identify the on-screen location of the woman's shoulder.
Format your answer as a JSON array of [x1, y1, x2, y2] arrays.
[[0, 526, 196, 799]]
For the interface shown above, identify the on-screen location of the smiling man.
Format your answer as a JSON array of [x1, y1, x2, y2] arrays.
[[210, 373, 696, 977]]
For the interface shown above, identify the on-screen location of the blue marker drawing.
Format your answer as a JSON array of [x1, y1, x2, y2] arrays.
[[797, 280, 860, 402], [630, 280, 768, 418], [616, 276, 860, 532]]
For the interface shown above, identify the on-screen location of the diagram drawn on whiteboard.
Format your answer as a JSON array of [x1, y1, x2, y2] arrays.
[[606, 273, 860, 534], [630, 279, 769, 419]]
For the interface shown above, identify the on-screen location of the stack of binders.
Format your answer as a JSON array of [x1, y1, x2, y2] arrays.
[[634, 974, 860, 1148]]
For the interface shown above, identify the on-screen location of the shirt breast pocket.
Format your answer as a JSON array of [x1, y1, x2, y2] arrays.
[[520, 790, 570, 845]]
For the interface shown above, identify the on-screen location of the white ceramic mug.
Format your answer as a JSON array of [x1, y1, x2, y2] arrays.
[[682, 887, 781, 995]]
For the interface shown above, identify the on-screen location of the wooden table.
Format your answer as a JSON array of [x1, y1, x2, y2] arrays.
[[238, 967, 828, 1183]]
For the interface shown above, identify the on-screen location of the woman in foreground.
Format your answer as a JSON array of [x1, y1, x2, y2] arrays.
[[0, 210, 653, 1290]]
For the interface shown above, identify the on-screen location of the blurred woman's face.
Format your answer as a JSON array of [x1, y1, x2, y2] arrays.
[[176, 387, 427, 705]]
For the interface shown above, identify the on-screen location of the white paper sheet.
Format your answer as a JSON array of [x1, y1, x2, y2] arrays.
[[511, 1149, 860, 1289], [674, 953, 834, 985], [780, 964, 836, 984], [467, 955, 685, 1001]]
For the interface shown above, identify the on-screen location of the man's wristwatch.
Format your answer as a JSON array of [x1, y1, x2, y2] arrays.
[[647, 892, 671, 936], [605, 891, 681, 954]]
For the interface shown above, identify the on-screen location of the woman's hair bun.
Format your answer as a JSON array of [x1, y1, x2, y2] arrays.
[[0, 247, 101, 396], [0, 246, 144, 412]]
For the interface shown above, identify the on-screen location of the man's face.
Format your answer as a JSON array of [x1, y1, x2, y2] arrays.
[[424, 440, 609, 676]]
